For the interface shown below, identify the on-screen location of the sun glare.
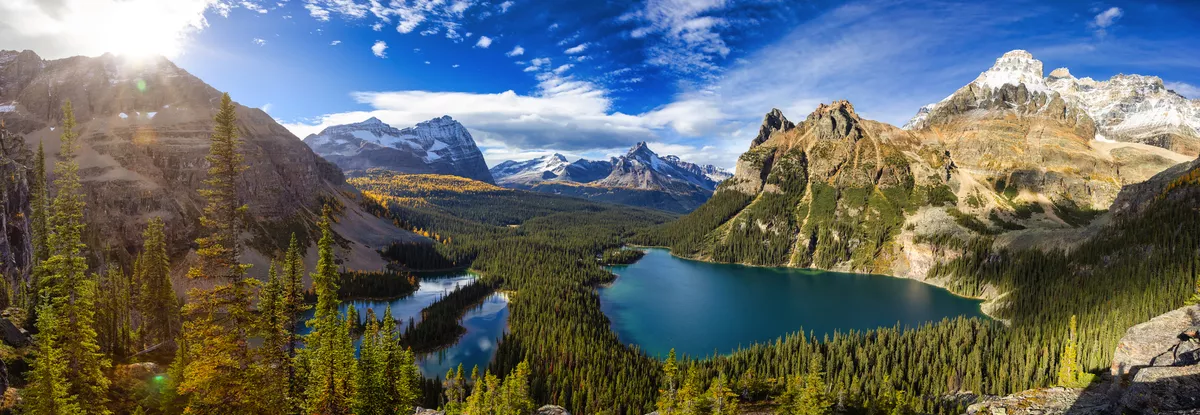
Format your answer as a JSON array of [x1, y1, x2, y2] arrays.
[[58, 0, 209, 59]]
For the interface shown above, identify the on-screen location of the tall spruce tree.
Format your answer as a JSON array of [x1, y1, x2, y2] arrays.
[[302, 205, 357, 414], [1057, 315, 1081, 386], [28, 139, 48, 309], [354, 309, 388, 415], [656, 349, 681, 415], [178, 92, 257, 412], [256, 260, 290, 412], [97, 267, 134, 359], [282, 233, 309, 412], [382, 305, 420, 414], [707, 373, 739, 415], [39, 100, 112, 414], [136, 217, 175, 346], [23, 301, 82, 414]]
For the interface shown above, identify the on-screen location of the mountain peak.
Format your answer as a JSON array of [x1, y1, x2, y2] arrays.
[[973, 49, 1047, 93], [359, 116, 386, 125], [627, 141, 655, 157], [802, 101, 866, 141], [751, 108, 795, 148]]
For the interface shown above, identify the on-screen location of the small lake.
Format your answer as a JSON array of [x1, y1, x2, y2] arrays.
[[298, 272, 509, 378], [599, 248, 986, 359]]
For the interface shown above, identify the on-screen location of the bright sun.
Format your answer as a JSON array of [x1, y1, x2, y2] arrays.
[[53, 0, 210, 59]]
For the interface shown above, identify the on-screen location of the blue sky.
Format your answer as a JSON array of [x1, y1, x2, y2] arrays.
[[2, 0, 1200, 168]]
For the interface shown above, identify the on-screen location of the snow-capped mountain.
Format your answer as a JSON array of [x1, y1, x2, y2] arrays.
[[594, 142, 726, 192], [905, 49, 1200, 155], [490, 143, 730, 191], [490, 154, 612, 188], [488, 142, 731, 212], [303, 116, 494, 183]]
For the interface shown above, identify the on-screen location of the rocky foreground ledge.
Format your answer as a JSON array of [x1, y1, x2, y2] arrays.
[[969, 305, 1200, 415]]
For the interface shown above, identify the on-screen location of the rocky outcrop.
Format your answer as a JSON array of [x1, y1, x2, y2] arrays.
[[1111, 305, 1200, 377], [0, 122, 32, 297], [535, 405, 571, 415], [303, 116, 494, 183], [966, 386, 1111, 415], [751, 108, 794, 148]]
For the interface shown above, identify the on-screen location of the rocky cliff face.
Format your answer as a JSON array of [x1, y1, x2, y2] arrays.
[[0, 123, 32, 295], [0, 50, 419, 287], [303, 116, 494, 183]]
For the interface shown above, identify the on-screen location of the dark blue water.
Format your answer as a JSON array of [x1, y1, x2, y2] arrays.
[[298, 272, 509, 378], [599, 248, 986, 359]]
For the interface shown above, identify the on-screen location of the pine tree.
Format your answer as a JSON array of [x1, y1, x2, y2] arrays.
[[39, 100, 111, 414], [707, 373, 739, 415], [23, 301, 82, 415], [1057, 315, 1081, 386], [283, 233, 309, 412], [97, 267, 134, 359], [136, 217, 175, 346], [256, 260, 290, 412], [178, 92, 257, 412], [354, 309, 388, 415], [498, 361, 534, 415], [28, 139, 48, 309], [678, 366, 710, 415], [302, 205, 357, 415], [160, 336, 189, 414], [382, 305, 420, 414], [444, 364, 468, 414], [656, 348, 681, 415], [779, 358, 832, 415]]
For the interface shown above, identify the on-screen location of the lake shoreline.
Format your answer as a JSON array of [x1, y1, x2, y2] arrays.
[[624, 243, 1001, 321]]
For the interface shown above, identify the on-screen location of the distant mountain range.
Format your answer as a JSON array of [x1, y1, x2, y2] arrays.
[[489, 142, 732, 213], [302, 116, 494, 183]]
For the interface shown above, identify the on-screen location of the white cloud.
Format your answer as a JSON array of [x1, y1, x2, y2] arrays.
[[242, 1, 267, 13], [475, 35, 493, 48], [564, 43, 588, 54], [452, 64, 460, 68], [371, 40, 388, 58], [282, 72, 721, 155], [253, 37, 267, 46], [548, 23, 559, 31], [1089, 7, 1123, 37], [506, 45, 525, 57], [622, 0, 732, 76], [499, 1, 514, 13], [262, 103, 273, 113], [424, 61, 431, 64], [330, 40, 342, 45], [523, 57, 551, 72], [0, 0, 224, 59], [372, 22, 383, 31], [553, 64, 573, 74], [1166, 81, 1200, 99]]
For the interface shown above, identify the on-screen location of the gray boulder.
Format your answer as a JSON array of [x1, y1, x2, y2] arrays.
[[1111, 305, 1200, 377], [535, 405, 570, 415]]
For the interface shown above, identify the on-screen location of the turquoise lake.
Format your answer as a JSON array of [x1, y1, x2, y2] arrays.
[[599, 248, 986, 359], [299, 272, 509, 378]]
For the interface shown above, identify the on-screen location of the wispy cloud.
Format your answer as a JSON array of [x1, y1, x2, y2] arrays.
[[330, 40, 341, 45], [1166, 81, 1200, 99], [506, 45, 525, 57], [499, 1, 514, 13], [252, 37, 267, 46], [1089, 7, 1123, 37], [371, 40, 388, 58], [621, 0, 734, 77], [564, 43, 588, 54], [241, 1, 267, 14], [475, 35, 493, 48]]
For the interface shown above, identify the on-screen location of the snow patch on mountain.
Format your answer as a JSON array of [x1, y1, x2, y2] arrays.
[[490, 143, 731, 192], [303, 115, 494, 182]]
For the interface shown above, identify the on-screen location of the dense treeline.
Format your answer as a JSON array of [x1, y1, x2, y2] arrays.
[[335, 270, 419, 300], [601, 248, 645, 265]]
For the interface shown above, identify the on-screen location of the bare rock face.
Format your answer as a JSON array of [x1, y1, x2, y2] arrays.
[[1121, 364, 1200, 414], [0, 123, 32, 294], [535, 405, 571, 415], [750, 108, 794, 148], [0, 50, 417, 286], [966, 386, 1110, 415], [1111, 305, 1200, 377]]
